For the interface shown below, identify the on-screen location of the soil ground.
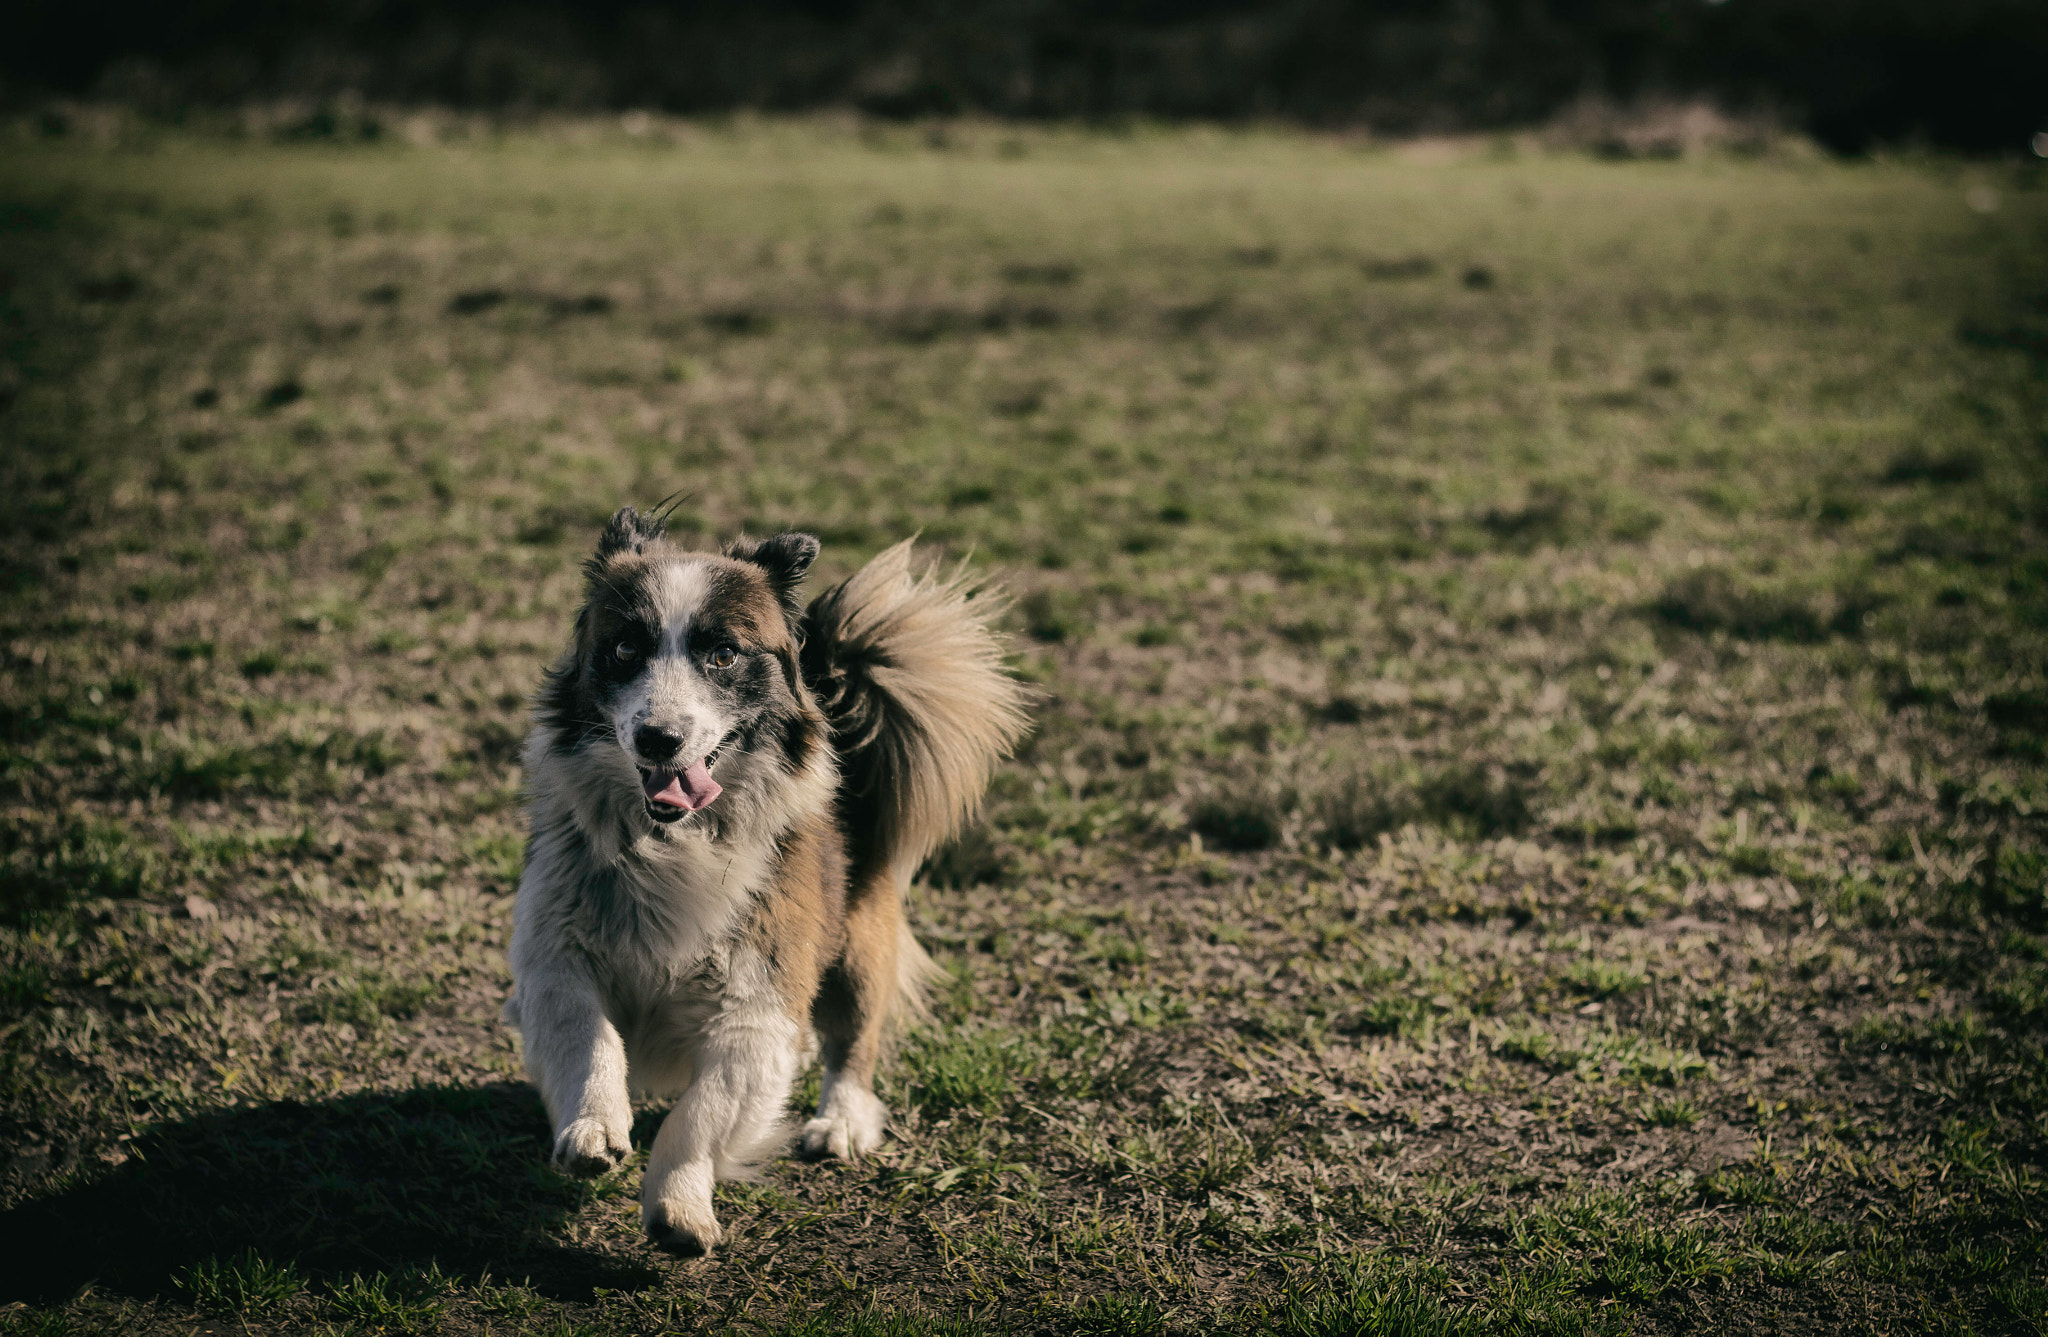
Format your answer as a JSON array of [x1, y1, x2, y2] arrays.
[[0, 115, 2044, 1335]]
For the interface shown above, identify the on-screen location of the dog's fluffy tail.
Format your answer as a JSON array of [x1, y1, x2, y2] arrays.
[[800, 539, 1032, 891]]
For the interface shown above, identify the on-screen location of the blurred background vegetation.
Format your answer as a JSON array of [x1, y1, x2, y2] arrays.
[[6, 0, 2045, 153]]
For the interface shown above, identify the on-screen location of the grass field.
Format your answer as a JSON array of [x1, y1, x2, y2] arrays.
[[1, 114, 2046, 1335]]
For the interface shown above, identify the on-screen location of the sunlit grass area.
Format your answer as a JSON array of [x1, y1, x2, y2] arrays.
[[1, 117, 2045, 1335]]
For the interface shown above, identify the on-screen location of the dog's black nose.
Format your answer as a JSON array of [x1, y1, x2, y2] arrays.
[[633, 725, 684, 763]]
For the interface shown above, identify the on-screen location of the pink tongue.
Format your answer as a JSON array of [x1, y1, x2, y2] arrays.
[[644, 760, 721, 811]]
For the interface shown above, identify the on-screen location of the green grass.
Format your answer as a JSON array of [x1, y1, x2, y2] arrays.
[[1, 114, 2045, 1334], [902, 1023, 1026, 1116], [172, 1249, 304, 1315], [326, 1264, 451, 1334]]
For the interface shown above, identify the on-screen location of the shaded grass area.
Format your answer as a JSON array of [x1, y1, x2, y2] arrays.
[[1, 119, 2046, 1334]]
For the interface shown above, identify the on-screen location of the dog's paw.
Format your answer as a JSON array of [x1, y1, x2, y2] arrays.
[[645, 1200, 722, 1258], [552, 1118, 629, 1178], [799, 1085, 888, 1160]]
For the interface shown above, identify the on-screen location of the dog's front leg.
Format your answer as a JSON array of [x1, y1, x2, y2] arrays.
[[641, 1006, 799, 1256], [517, 977, 634, 1178]]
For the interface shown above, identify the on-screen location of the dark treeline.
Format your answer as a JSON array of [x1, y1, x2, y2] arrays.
[[6, 0, 2044, 152]]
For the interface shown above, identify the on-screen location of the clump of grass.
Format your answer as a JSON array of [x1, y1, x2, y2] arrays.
[[1724, 843, 1782, 877], [326, 1265, 449, 1335], [370, 629, 420, 654], [0, 962, 52, 1012], [1349, 993, 1435, 1040], [0, 691, 127, 747], [1975, 843, 2048, 922], [1701, 1167, 1781, 1207], [1312, 761, 1532, 848], [1654, 568, 1826, 642], [1495, 1022, 1708, 1085], [473, 1281, 546, 1321], [1261, 1255, 1460, 1337], [1593, 1222, 1740, 1300], [0, 1302, 77, 1336], [1562, 959, 1647, 999], [463, 719, 525, 767], [1645, 1097, 1704, 1128], [922, 822, 1013, 888], [0, 817, 158, 926], [174, 1248, 304, 1315], [1308, 771, 1407, 849], [1089, 932, 1147, 967], [1363, 254, 1437, 280], [782, 1304, 986, 1337], [1018, 588, 1079, 643], [1131, 622, 1179, 647], [261, 929, 345, 980], [1496, 1023, 1560, 1065], [902, 1025, 1022, 1116], [1986, 963, 2048, 1023], [1987, 1273, 2048, 1331], [146, 728, 400, 800], [1844, 1010, 1988, 1056], [1884, 446, 1983, 485], [1047, 1292, 1169, 1337], [1409, 763, 1533, 838], [1476, 482, 1662, 553], [298, 971, 441, 1027], [1189, 788, 1290, 851], [467, 830, 525, 887], [148, 738, 296, 797], [1478, 481, 1584, 552], [1155, 1110, 1263, 1196], [1512, 1195, 1739, 1300], [513, 501, 616, 546]]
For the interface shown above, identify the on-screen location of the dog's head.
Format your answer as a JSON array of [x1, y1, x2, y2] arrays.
[[542, 507, 820, 826]]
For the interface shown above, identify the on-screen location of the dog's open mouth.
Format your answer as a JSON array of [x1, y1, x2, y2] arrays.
[[639, 738, 731, 823]]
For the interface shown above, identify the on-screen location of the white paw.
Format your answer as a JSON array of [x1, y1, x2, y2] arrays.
[[799, 1084, 888, 1160], [644, 1197, 722, 1257], [552, 1117, 630, 1178]]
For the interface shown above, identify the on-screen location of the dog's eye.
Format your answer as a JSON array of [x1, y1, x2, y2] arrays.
[[708, 644, 738, 669], [613, 641, 639, 663]]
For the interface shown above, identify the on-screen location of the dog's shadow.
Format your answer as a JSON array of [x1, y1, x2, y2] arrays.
[[0, 1083, 664, 1306]]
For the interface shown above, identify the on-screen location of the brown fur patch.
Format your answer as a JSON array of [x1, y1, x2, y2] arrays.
[[810, 864, 905, 1088], [690, 559, 793, 652], [579, 545, 791, 653], [740, 814, 844, 1025]]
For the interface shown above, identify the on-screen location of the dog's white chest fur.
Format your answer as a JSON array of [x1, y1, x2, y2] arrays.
[[517, 805, 767, 984], [510, 815, 785, 1098]]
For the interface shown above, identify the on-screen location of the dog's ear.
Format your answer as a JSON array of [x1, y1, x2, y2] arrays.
[[727, 531, 820, 619], [594, 506, 662, 559]]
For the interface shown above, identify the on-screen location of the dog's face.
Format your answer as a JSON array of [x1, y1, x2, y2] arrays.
[[544, 509, 820, 826]]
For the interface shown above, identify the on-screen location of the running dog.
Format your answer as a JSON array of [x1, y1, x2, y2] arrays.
[[504, 508, 1029, 1255]]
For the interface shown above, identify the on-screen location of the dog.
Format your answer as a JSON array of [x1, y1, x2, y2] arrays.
[[502, 508, 1029, 1256]]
